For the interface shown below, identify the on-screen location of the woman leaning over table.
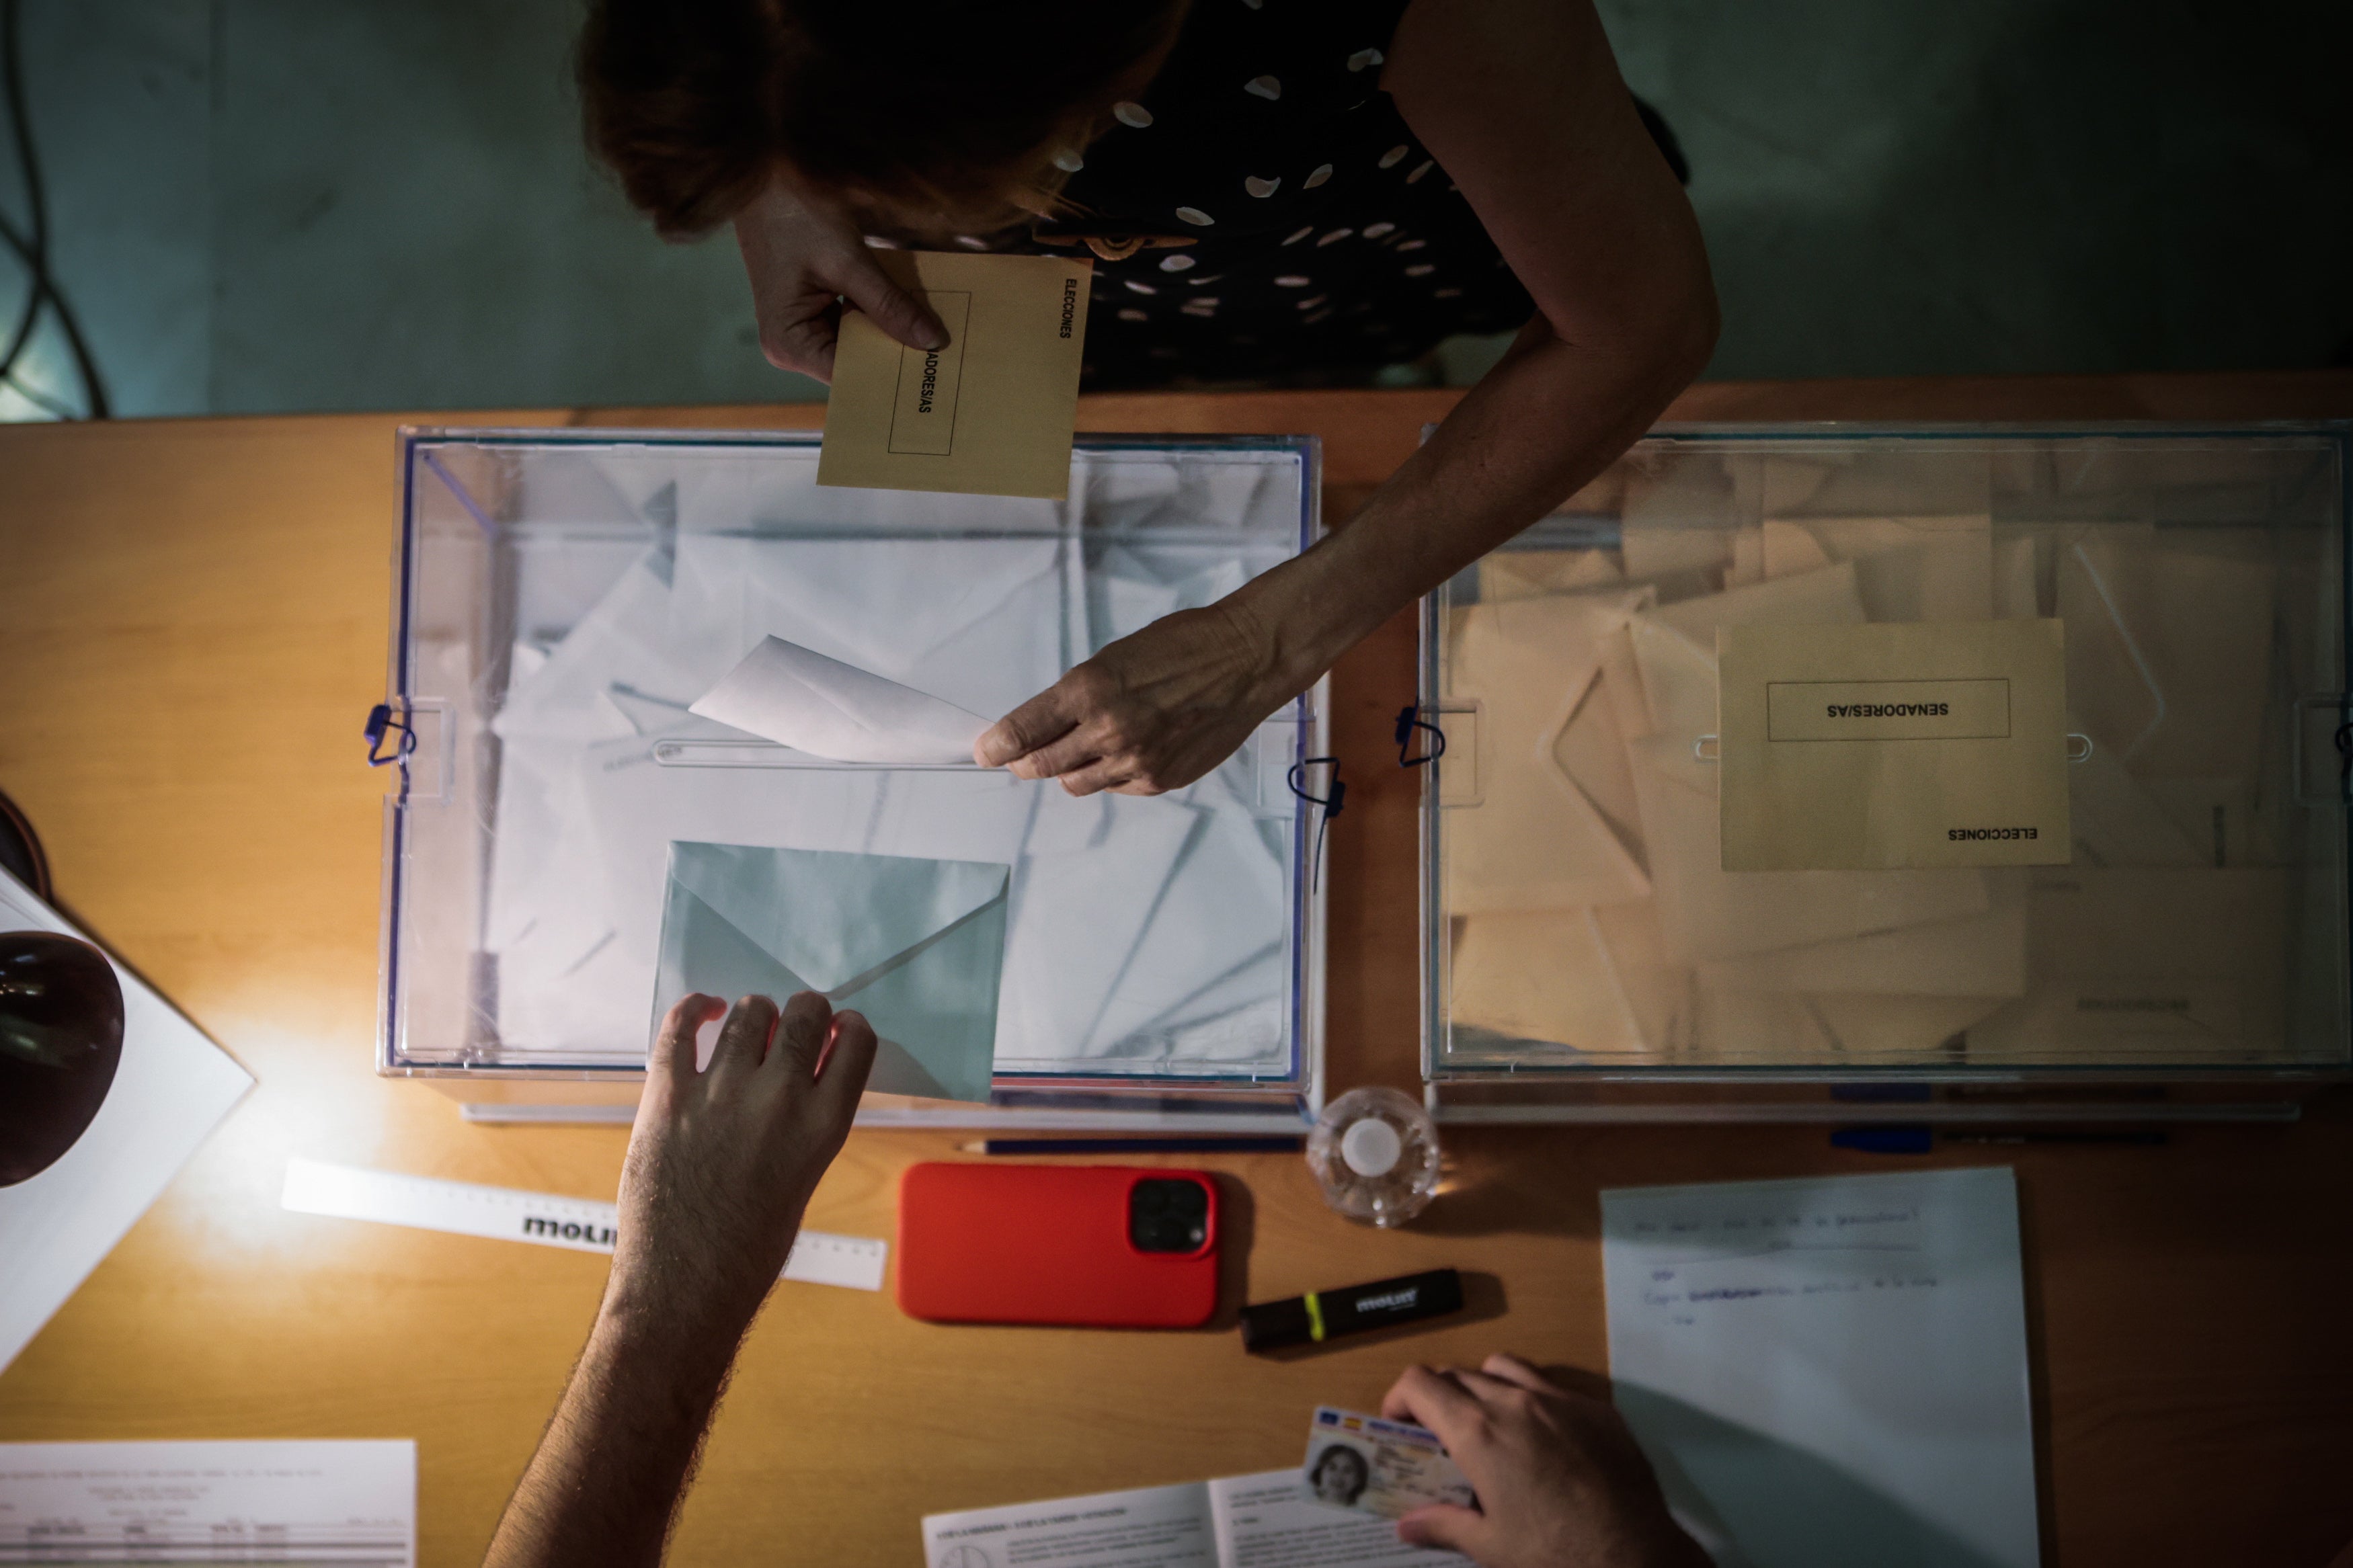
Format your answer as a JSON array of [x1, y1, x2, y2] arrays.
[[578, 0, 1716, 796]]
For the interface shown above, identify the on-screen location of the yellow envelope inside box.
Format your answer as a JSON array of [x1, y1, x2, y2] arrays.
[[1717, 620, 2071, 871]]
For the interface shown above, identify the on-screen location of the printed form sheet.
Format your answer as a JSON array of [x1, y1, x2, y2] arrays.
[[0, 1440, 415, 1565], [921, 1470, 1468, 1568]]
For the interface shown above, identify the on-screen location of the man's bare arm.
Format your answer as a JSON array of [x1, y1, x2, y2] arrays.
[[483, 993, 877, 1568]]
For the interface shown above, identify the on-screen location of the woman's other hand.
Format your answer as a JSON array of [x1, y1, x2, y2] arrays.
[[733, 179, 947, 382], [976, 600, 1287, 796]]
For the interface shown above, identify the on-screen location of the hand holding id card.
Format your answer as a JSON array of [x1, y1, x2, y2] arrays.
[[1302, 1407, 1476, 1521]]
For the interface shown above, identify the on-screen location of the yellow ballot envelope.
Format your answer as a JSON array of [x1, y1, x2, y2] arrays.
[[1716, 620, 2071, 870], [817, 249, 1092, 501]]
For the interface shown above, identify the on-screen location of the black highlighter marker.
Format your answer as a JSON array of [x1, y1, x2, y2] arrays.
[[1240, 1268, 1464, 1353]]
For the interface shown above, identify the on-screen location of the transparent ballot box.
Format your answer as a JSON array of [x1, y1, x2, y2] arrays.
[[1420, 423, 2352, 1122], [380, 429, 1326, 1128]]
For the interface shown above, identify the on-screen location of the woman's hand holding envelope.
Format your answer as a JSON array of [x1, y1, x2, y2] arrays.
[[733, 176, 947, 383]]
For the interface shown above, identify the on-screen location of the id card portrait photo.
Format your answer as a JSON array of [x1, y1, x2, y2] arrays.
[[1717, 620, 2071, 871]]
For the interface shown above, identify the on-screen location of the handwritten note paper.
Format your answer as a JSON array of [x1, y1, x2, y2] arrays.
[[1602, 1167, 2039, 1568]]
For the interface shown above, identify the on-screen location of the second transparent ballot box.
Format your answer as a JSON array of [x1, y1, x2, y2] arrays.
[[1420, 424, 2352, 1115], [381, 430, 1326, 1127]]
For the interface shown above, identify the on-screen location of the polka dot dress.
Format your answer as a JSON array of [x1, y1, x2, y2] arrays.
[[1014, 0, 1533, 388]]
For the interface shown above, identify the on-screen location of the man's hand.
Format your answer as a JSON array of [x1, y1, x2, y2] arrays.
[[1380, 1354, 1709, 1568], [608, 992, 878, 1330], [733, 180, 947, 382], [976, 600, 1287, 796], [483, 992, 875, 1568]]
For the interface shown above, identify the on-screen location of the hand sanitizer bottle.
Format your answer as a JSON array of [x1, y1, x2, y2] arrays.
[[1308, 1086, 1441, 1227]]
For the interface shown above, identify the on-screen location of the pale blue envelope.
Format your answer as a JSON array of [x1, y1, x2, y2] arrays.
[[653, 841, 1008, 1104]]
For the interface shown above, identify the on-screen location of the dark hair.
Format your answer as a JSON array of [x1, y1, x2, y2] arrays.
[[577, 0, 1187, 237], [1311, 1444, 1369, 1501]]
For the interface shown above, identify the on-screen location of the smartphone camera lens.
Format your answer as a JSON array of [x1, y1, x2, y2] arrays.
[[1129, 1178, 1209, 1253]]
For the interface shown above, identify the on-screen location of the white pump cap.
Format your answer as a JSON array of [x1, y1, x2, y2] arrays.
[[1341, 1116, 1402, 1178]]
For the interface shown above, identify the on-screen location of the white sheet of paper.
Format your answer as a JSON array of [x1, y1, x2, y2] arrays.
[[494, 547, 740, 745], [1209, 1470, 1474, 1567], [923, 1479, 1218, 1568], [1077, 803, 1289, 1061], [0, 1440, 415, 1565], [996, 792, 1203, 1062], [690, 635, 991, 765], [0, 868, 252, 1374], [715, 532, 1072, 720], [1603, 1167, 2039, 1568], [920, 1471, 1472, 1568]]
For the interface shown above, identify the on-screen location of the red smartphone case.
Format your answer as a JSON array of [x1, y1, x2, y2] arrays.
[[896, 1162, 1220, 1329]]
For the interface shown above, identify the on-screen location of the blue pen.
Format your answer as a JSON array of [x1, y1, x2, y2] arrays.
[[1831, 1125, 1936, 1155], [1834, 1125, 2169, 1154], [959, 1136, 1306, 1156]]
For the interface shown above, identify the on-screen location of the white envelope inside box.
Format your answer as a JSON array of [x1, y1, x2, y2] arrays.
[[654, 841, 1009, 1104]]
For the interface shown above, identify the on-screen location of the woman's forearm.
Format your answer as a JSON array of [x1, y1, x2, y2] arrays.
[[1231, 302, 1716, 702]]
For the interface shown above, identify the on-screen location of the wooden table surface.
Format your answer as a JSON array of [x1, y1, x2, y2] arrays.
[[2, 372, 2350, 1567]]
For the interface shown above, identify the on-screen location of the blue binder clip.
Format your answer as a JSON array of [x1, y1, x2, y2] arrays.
[[364, 702, 417, 767], [1285, 756, 1345, 895], [1394, 704, 1445, 768]]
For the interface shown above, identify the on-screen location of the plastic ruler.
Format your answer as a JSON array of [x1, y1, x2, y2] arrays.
[[281, 1157, 887, 1292]]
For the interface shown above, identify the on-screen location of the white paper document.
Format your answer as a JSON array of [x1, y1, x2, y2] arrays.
[[0, 1440, 415, 1565], [0, 867, 252, 1374], [690, 634, 991, 765], [922, 1469, 1469, 1568], [1602, 1167, 2038, 1568]]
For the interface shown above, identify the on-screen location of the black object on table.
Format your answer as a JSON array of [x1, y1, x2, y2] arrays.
[[0, 932, 125, 1186], [0, 786, 48, 899], [1, 787, 125, 1186]]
